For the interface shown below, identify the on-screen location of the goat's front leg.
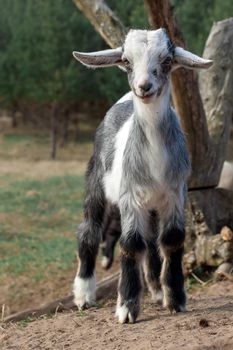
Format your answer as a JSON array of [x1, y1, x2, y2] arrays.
[[116, 203, 147, 324], [143, 210, 163, 304], [73, 187, 105, 310], [159, 198, 186, 313]]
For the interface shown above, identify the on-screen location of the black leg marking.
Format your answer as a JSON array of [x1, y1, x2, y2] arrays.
[[78, 223, 99, 278], [160, 227, 185, 250], [116, 232, 146, 323], [160, 226, 186, 313]]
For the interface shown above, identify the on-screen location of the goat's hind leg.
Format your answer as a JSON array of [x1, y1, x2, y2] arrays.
[[159, 207, 186, 313], [101, 205, 121, 269], [73, 183, 105, 310]]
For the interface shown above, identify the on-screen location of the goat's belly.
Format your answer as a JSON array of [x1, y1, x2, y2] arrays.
[[146, 185, 170, 210]]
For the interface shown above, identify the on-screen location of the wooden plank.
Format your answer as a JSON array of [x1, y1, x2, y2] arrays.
[[4, 272, 119, 323]]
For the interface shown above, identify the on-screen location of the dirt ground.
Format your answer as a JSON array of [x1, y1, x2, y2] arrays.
[[1, 280, 233, 350]]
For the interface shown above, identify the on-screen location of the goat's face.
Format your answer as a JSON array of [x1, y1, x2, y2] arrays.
[[122, 29, 174, 101], [73, 29, 213, 103]]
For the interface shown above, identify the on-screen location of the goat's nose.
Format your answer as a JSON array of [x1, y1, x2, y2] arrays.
[[138, 82, 152, 93]]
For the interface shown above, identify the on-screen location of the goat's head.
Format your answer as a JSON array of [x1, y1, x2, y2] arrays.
[[73, 29, 213, 103]]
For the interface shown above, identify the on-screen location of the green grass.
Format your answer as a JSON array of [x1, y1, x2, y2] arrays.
[[0, 123, 96, 161], [3, 133, 35, 145], [0, 126, 99, 312], [0, 175, 84, 279]]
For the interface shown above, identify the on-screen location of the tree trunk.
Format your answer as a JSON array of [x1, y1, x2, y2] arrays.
[[144, 0, 209, 188], [72, 0, 126, 48], [199, 18, 233, 187], [50, 103, 58, 160], [11, 102, 18, 128]]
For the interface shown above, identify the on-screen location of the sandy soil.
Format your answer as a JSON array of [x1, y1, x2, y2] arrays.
[[1, 280, 233, 350]]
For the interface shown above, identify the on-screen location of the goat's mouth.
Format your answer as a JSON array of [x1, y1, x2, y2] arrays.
[[136, 92, 155, 102]]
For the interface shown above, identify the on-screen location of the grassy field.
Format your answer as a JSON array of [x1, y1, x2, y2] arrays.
[[0, 126, 101, 315]]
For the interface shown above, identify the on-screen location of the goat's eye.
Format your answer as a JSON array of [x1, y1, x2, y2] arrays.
[[153, 69, 157, 76], [123, 58, 132, 70], [123, 58, 130, 65], [163, 57, 172, 66], [162, 57, 172, 73]]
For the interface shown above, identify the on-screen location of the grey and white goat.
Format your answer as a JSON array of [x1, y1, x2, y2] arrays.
[[72, 29, 212, 324]]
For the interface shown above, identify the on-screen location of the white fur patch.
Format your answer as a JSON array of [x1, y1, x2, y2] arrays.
[[104, 116, 133, 204], [101, 256, 110, 269], [115, 302, 134, 324], [73, 275, 96, 309]]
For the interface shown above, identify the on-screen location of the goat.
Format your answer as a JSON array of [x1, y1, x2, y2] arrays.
[[72, 29, 212, 324]]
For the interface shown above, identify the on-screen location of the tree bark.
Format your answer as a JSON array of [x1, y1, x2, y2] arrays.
[[199, 18, 233, 187], [144, 0, 210, 188], [72, 0, 126, 48]]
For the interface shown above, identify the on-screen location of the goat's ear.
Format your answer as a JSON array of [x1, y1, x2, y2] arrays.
[[172, 47, 213, 70], [73, 47, 123, 69]]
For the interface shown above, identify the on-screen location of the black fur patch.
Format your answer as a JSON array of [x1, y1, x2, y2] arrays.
[[101, 230, 121, 269], [146, 241, 162, 285], [78, 239, 98, 279], [101, 205, 121, 269], [160, 227, 185, 250], [119, 254, 142, 322], [162, 247, 186, 311], [120, 255, 142, 300], [120, 231, 146, 253]]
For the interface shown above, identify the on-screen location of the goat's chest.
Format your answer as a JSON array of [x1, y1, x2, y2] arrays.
[[103, 117, 170, 205]]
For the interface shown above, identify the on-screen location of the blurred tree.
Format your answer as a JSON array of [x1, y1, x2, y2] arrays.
[[171, 0, 233, 54], [0, 0, 105, 157], [0, 0, 232, 132]]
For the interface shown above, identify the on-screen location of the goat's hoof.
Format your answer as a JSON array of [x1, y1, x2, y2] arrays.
[[76, 300, 96, 311], [115, 303, 138, 324], [167, 303, 186, 314], [101, 256, 112, 270], [151, 289, 163, 305], [73, 275, 96, 310]]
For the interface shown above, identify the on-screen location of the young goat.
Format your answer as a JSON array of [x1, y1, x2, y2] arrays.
[[72, 29, 212, 324]]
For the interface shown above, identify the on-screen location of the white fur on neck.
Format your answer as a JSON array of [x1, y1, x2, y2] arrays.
[[133, 88, 170, 128]]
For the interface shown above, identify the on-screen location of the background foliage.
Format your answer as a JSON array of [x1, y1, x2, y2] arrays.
[[0, 0, 232, 109]]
